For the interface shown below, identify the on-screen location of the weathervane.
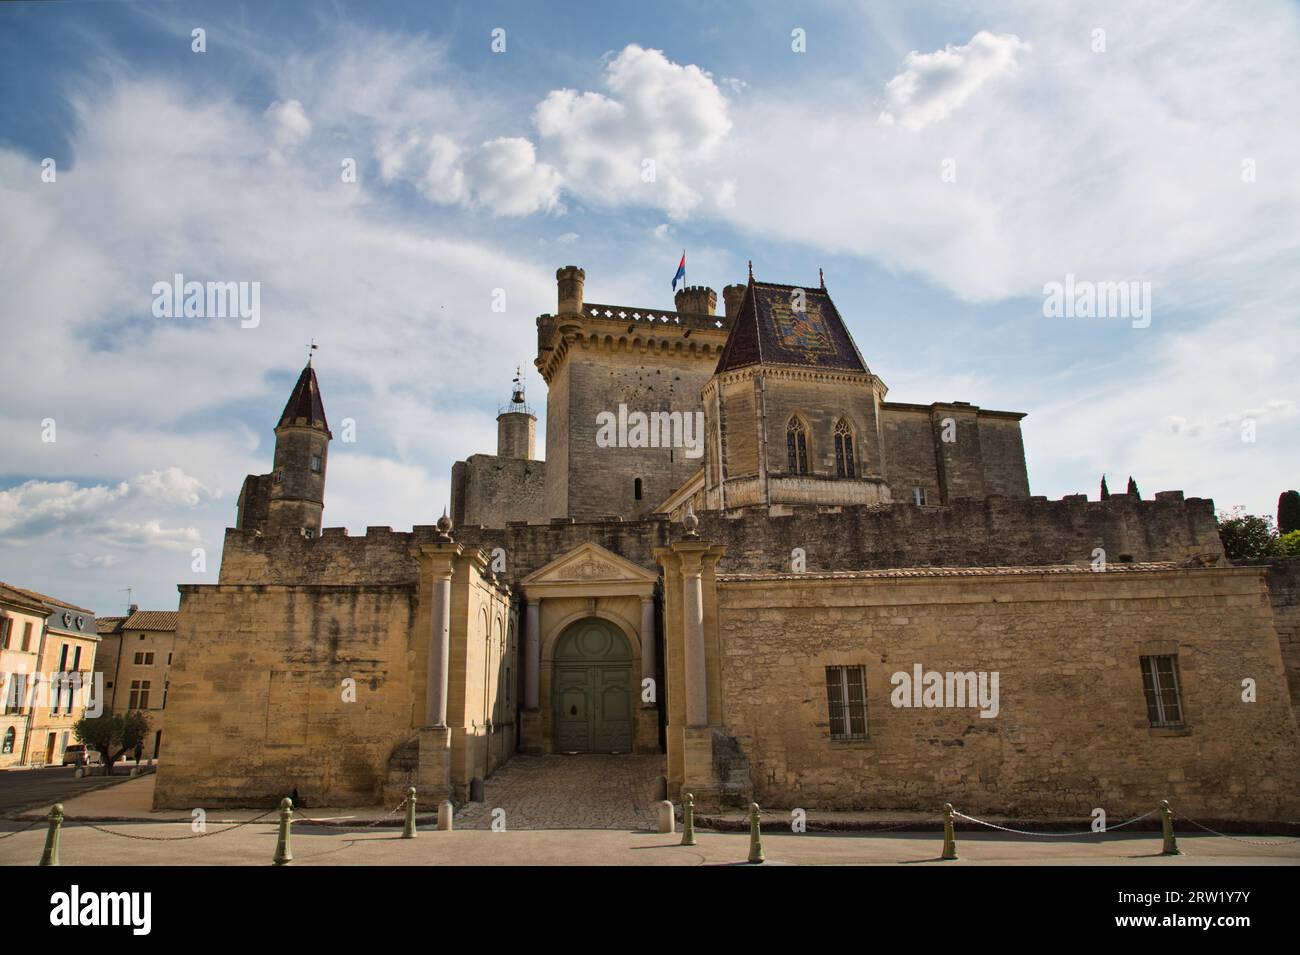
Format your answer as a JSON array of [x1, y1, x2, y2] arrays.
[[307, 340, 318, 366], [511, 366, 526, 405]]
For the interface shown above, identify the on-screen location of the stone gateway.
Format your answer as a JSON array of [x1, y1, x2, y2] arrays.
[[154, 265, 1300, 822]]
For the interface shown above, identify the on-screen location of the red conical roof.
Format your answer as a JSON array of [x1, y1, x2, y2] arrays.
[[277, 363, 330, 434]]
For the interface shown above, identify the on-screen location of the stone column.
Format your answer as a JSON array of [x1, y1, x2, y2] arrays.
[[524, 598, 541, 710], [681, 553, 707, 727], [426, 561, 454, 728], [639, 595, 656, 703]]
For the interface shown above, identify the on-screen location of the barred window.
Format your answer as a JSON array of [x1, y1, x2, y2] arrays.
[[912, 487, 927, 506], [1140, 655, 1184, 727], [825, 666, 867, 740], [833, 419, 855, 477], [786, 417, 809, 474]]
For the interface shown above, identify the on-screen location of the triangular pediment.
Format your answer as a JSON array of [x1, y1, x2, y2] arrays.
[[522, 542, 658, 587]]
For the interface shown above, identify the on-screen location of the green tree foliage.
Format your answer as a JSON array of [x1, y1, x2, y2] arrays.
[[1281, 529, 1300, 557], [1216, 508, 1283, 560], [1126, 476, 1140, 498], [1278, 490, 1300, 534], [72, 710, 152, 774], [1100, 475, 1110, 499]]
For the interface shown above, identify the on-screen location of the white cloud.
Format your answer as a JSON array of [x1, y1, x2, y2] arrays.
[[69, 553, 119, 570], [463, 137, 562, 216], [131, 467, 218, 506], [879, 31, 1029, 130], [265, 98, 311, 150], [533, 44, 732, 217]]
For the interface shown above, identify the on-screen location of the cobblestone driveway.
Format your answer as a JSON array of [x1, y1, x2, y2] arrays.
[[454, 754, 665, 831]]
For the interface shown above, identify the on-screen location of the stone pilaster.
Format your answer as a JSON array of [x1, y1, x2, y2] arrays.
[[654, 534, 726, 807], [411, 528, 463, 802]]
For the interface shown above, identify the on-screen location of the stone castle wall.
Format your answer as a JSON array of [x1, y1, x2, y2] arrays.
[[1236, 556, 1300, 723], [451, 455, 548, 528], [153, 583, 419, 808], [214, 493, 1224, 588], [879, 403, 1030, 505], [554, 340, 721, 521], [712, 565, 1300, 819]]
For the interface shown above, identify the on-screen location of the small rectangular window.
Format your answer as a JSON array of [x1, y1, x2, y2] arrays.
[[912, 487, 927, 506], [310, 455, 322, 473], [21, 622, 33, 651], [825, 666, 868, 740], [1140, 655, 1184, 727]]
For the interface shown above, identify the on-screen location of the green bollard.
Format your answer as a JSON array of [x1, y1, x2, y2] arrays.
[[1160, 800, 1181, 856], [403, 787, 417, 839], [747, 802, 765, 864], [941, 803, 958, 860], [38, 803, 63, 867], [272, 797, 294, 866], [680, 792, 697, 846]]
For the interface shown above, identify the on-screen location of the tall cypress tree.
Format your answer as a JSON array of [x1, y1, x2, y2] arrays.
[[1100, 475, 1110, 500], [1279, 490, 1300, 534], [1127, 476, 1140, 498]]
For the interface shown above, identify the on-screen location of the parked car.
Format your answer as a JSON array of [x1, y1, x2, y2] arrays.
[[61, 744, 103, 767]]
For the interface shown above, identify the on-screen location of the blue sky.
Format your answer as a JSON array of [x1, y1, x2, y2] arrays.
[[1, 0, 1297, 615]]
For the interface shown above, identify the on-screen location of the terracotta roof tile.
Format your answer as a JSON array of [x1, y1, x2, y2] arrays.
[[123, 610, 179, 631], [0, 580, 94, 614]]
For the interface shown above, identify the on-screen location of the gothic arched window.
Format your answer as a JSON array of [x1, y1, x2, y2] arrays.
[[786, 417, 809, 474], [834, 419, 855, 477]]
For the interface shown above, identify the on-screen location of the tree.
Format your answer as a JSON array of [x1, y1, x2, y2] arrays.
[[1100, 475, 1110, 500], [1279, 490, 1300, 534], [72, 710, 151, 775], [1281, 530, 1300, 557], [1127, 476, 1140, 498], [1217, 508, 1283, 560]]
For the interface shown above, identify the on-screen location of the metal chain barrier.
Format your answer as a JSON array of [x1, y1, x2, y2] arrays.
[[1176, 815, 1300, 847], [952, 807, 1159, 837], [293, 795, 408, 829], [72, 807, 278, 841], [752, 807, 922, 833]]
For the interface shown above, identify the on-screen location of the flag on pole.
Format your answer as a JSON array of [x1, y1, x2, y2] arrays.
[[671, 251, 686, 291]]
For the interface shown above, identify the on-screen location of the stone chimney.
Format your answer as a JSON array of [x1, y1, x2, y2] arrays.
[[674, 286, 717, 316], [556, 266, 585, 317], [722, 284, 746, 319], [128, 604, 139, 615]]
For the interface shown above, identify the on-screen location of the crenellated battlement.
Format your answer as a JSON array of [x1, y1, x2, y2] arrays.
[[215, 492, 1223, 589]]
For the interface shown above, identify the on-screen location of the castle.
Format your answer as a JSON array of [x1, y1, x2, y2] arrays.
[[154, 265, 1300, 820]]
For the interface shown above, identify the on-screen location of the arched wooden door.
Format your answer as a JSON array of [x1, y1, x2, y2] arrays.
[[553, 619, 634, 753]]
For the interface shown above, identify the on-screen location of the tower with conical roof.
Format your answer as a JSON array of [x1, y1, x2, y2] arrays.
[[236, 360, 332, 537]]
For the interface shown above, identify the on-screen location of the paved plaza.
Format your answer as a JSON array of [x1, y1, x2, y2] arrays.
[[3, 755, 1297, 866]]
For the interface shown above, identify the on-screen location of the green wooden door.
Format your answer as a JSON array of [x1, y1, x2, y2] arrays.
[[553, 620, 633, 753]]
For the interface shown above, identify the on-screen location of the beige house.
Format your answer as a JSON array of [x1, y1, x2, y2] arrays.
[[0, 582, 99, 766], [95, 608, 177, 759]]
